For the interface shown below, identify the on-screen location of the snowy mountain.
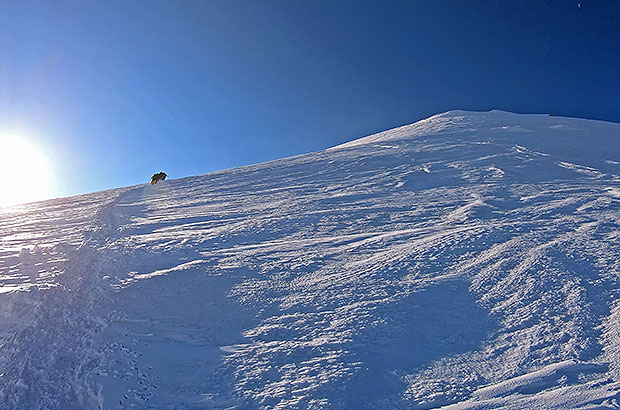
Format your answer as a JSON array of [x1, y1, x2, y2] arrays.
[[1, 110, 620, 409]]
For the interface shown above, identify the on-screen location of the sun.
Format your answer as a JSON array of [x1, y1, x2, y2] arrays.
[[0, 136, 53, 207]]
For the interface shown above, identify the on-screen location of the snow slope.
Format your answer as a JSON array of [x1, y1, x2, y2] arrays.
[[1, 110, 620, 409]]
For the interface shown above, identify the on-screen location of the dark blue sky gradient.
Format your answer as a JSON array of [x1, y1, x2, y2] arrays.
[[1, 0, 619, 198]]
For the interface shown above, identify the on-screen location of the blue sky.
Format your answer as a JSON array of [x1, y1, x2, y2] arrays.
[[1, 0, 619, 199]]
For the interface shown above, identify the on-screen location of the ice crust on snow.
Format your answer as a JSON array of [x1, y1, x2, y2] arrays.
[[1, 110, 620, 409]]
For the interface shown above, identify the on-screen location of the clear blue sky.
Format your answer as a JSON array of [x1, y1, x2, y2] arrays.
[[1, 0, 619, 199]]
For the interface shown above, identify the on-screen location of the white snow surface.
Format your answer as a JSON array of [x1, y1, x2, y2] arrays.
[[1, 110, 620, 409]]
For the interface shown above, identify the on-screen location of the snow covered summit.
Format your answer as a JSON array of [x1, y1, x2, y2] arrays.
[[1, 110, 620, 409]]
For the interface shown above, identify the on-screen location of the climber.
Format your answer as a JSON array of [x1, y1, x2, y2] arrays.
[[150, 172, 167, 184]]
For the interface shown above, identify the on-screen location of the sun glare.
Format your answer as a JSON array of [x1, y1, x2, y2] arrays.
[[0, 136, 53, 207]]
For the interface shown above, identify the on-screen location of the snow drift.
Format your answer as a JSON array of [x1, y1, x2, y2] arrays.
[[1, 110, 620, 409]]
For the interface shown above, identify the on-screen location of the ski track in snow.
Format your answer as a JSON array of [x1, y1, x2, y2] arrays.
[[1, 110, 620, 409]]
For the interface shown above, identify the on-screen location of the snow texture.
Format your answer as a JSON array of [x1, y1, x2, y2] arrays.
[[1, 110, 620, 409]]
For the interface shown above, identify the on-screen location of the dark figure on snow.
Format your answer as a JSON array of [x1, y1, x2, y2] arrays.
[[150, 172, 167, 184]]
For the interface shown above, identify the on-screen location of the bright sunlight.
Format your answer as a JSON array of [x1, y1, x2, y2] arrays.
[[0, 136, 53, 207]]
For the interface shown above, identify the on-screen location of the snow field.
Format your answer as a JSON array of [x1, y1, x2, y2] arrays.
[[0, 110, 620, 409]]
